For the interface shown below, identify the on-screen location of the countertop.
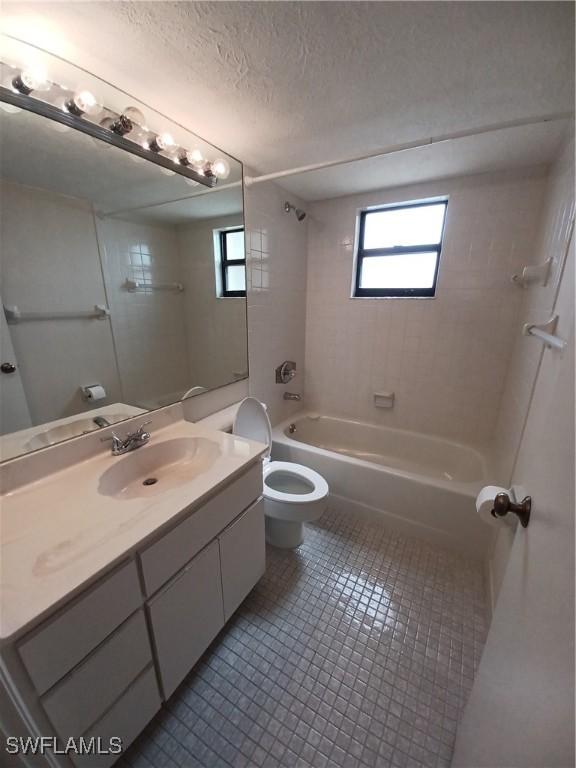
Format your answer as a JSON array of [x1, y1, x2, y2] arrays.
[[0, 419, 266, 641]]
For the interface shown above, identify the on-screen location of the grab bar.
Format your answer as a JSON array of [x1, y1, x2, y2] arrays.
[[4, 304, 110, 324], [523, 314, 567, 351]]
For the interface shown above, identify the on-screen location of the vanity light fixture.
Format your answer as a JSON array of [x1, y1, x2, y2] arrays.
[[147, 131, 175, 153], [64, 90, 98, 117], [110, 114, 133, 136], [203, 162, 216, 179], [11, 65, 49, 95], [0, 61, 223, 188], [178, 148, 202, 167], [212, 158, 231, 179]]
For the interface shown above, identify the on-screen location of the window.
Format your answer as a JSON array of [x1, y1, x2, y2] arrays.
[[353, 199, 447, 298], [220, 228, 246, 297]]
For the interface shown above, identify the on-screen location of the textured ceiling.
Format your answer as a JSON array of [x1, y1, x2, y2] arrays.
[[2, 2, 574, 199]]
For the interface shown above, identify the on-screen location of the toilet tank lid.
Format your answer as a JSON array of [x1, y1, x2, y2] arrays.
[[233, 397, 272, 455]]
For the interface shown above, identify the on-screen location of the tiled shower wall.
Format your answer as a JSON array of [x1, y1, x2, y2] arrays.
[[96, 217, 191, 409], [488, 135, 575, 606], [490, 138, 575, 482], [244, 179, 308, 425], [177, 215, 248, 391], [304, 167, 548, 447]]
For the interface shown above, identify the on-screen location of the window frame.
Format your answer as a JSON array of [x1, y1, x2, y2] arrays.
[[353, 198, 448, 298], [219, 227, 246, 298]]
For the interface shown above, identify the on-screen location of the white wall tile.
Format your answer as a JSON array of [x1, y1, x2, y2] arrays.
[[244, 180, 308, 425], [176, 215, 248, 390], [304, 167, 548, 446]]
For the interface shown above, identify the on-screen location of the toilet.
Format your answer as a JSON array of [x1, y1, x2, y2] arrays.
[[233, 398, 329, 549]]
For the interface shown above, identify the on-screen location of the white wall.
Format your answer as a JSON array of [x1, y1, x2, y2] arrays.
[[487, 136, 575, 606], [0, 181, 123, 425], [452, 161, 574, 767], [177, 215, 247, 391], [304, 168, 547, 446], [244, 180, 308, 425]]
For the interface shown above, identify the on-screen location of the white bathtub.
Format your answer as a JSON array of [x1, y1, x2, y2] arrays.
[[272, 413, 494, 558]]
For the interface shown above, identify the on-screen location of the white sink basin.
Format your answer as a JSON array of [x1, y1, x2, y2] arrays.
[[25, 413, 133, 450], [98, 437, 222, 499]]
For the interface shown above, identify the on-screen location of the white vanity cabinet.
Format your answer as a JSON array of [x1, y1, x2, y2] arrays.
[[148, 540, 224, 699], [1, 459, 264, 768], [147, 495, 266, 699], [219, 498, 266, 621]]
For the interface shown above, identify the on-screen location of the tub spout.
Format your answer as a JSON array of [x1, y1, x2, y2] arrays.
[[283, 392, 301, 401]]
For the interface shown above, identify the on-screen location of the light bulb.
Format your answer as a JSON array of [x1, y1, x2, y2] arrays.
[[11, 65, 49, 95], [111, 106, 146, 136], [188, 148, 204, 167], [178, 149, 199, 167], [212, 158, 230, 179], [65, 90, 98, 116], [148, 132, 174, 152], [203, 162, 216, 178], [123, 106, 146, 127]]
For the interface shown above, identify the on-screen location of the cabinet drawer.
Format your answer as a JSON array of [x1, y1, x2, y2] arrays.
[[18, 560, 141, 695], [148, 540, 224, 699], [140, 462, 262, 596], [73, 665, 161, 768], [42, 610, 151, 740], [220, 498, 266, 622]]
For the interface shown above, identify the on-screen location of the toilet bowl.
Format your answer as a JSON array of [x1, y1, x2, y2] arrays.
[[233, 397, 329, 549]]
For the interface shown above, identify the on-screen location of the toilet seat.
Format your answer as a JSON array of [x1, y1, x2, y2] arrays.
[[233, 398, 329, 545], [233, 397, 272, 457], [263, 460, 329, 504]]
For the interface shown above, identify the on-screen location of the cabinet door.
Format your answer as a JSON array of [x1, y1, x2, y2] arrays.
[[219, 498, 265, 622], [148, 540, 224, 700]]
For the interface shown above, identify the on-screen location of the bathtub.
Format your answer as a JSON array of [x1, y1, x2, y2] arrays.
[[272, 412, 494, 559]]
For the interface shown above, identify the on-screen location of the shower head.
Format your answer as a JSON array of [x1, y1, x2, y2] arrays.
[[284, 201, 306, 221]]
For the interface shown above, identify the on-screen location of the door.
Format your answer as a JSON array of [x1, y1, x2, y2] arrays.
[[219, 498, 265, 622], [147, 540, 224, 700], [0, 304, 31, 435], [452, 232, 575, 765]]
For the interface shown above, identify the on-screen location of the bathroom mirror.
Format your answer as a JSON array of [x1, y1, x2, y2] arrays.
[[0, 39, 247, 461]]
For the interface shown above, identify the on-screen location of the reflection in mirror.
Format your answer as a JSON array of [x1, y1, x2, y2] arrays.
[[0, 47, 247, 462]]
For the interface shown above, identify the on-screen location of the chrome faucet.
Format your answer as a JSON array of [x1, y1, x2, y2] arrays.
[[101, 421, 151, 456], [283, 392, 301, 401]]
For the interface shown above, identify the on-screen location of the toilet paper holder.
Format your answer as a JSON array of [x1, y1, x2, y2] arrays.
[[491, 492, 531, 528]]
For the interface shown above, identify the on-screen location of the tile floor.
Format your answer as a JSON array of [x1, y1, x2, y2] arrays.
[[118, 508, 487, 768]]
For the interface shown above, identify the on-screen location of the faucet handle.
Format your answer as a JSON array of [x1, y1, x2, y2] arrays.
[[100, 431, 120, 444], [131, 420, 152, 436]]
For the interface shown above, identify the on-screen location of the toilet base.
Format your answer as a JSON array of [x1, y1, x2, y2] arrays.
[[265, 517, 304, 549]]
